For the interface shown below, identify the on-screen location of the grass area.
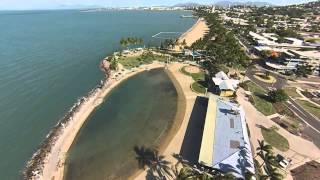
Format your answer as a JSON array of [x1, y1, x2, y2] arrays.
[[118, 52, 167, 69], [191, 81, 206, 94], [284, 87, 301, 98], [305, 37, 320, 43], [247, 82, 276, 116], [296, 99, 320, 118], [180, 66, 205, 81], [261, 127, 289, 152]]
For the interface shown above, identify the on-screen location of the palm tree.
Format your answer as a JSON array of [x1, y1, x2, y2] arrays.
[[256, 140, 272, 158], [182, 39, 187, 47], [171, 163, 195, 180], [264, 164, 283, 180], [138, 38, 144, 45], [134, 146, 154, 169], [148, 150, 172, 179], [120, 38, 128, 49], [134, 146, 172, 179]]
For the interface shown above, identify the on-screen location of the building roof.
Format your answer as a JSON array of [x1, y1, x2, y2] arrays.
[[249, 31, 313, 48], [219, 80, 239, 91], [265, 62, 297, 70], [285, 37, 304, 46], [212, 72, 239, 91], [215, 71, 229, 80], [290, 50, 320, 60], [199, 95, 255, 179]]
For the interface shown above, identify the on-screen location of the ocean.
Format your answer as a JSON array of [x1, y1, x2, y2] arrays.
[[0, 10, 195, 179]]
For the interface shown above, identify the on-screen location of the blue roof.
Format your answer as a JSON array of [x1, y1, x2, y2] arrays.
[[201, 96, 255, 179], [213, 100, 245, 165]]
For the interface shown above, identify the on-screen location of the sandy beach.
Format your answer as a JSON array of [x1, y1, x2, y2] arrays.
[[27, 16, 208, 180], [178, 18, 208, 46], [133, 19, 208, 179], [33, 61, 165, 180]]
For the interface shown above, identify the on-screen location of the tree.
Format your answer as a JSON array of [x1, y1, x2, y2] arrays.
[[134, 146, 172, 179], [256, 140, 283, 180], [256, 140, 273, 158], [148, 151, 172, 179], [109, 55, 118, 70], [268, 89, 289, 103], [296, 65, 313, 77], [171, 163, 196, 180], [119, 37, 144, 49], [265, 71, 270, 78], [265, 165, 283, 180], [182, 39, 187, 47], [120, 38, 128, 49]]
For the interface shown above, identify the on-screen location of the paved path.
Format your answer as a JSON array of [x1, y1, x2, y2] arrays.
[[246, 65, 320, 147], [237, 89, 320, 179]]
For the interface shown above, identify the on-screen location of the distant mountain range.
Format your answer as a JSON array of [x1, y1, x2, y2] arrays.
[[214, 1, 274, 7], [172, 2, 203, 7], [172, 1, 274, 8]]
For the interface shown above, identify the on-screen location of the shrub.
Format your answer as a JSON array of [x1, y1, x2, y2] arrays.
[[239, 81, 249, 91], [268, 89, 289, 103], [248, 95, 255, 104]]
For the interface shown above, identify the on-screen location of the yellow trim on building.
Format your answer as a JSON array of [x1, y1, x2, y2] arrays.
[[198, 95, 217, 166], [220, 90, 234, 97]]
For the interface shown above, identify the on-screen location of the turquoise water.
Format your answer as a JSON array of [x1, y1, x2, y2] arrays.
[[0, 10, 195, 179], [65, 69, 178, 180]]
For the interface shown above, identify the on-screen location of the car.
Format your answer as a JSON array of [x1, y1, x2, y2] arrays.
[[276, 154, 291, 169]]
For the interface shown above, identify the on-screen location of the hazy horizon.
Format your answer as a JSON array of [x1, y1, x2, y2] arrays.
[[0, 0, 316, 10]]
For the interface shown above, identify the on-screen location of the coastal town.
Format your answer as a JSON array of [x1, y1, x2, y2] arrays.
[[19, 1, 320, 180]]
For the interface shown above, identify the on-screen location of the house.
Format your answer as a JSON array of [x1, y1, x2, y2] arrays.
[[211, 71, 239, 97], [199, 95, 255, 179]]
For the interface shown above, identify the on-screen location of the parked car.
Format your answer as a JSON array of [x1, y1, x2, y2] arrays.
[[276, 154, 291, 169]]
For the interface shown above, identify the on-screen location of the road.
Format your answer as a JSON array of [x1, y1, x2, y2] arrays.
[[246, 65, 320, 147], [246, 65, 287, 90]]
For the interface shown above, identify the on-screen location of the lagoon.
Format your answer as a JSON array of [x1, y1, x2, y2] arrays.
[[0, 10, 195, 179], [64, 69, 178, 180]]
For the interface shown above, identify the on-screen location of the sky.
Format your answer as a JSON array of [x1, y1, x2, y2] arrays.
[[0, 0, 316, 10]]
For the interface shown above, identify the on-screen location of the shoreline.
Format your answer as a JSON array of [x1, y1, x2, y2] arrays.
[[24, 15, 208, 180], [178, 18, 208, 46], [128, 66, 187, 180], [24, 61, 166, 180]]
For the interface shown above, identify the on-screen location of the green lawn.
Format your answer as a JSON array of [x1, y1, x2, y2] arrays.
[[118, 53, 167, 69], [191, 81, 206, 94], [247, 82, 276, 116], [284, 87, 301, 98], [180, 66, 205, 81], [296, 100, 320, 118], [261, 127, 289, 151]]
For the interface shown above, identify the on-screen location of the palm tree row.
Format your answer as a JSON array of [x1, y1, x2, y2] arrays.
[[256, 140, 283, 180], [191, 10, 249, 76], [134, 146, 235, 180], [120, 37, 144, 49]]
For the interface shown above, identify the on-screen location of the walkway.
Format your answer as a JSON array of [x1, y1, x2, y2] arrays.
[[246, 65, 320, 148], [237, 88, 320, 179]]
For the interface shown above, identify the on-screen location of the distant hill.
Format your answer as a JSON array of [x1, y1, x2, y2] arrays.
[[214, 1, 274, 7]]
